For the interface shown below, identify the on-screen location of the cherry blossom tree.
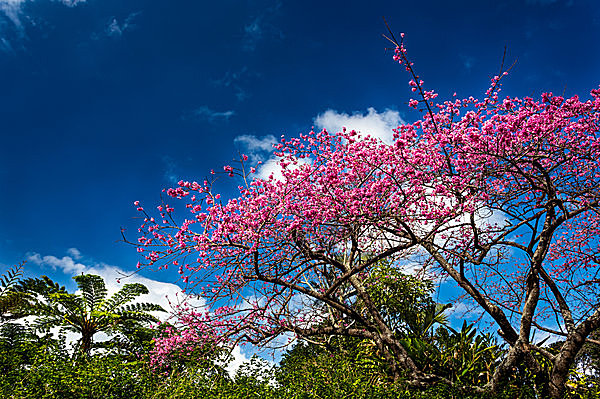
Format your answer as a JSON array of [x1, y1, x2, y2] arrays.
[[128, 33, 600, 397]]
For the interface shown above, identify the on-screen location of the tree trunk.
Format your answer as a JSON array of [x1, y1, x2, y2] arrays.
[[548, 310, 600, 398], [80, 328, 94, 356], [549, 333, 586, 398]]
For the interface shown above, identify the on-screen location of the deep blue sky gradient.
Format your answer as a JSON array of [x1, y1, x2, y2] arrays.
[[1, 0, 599, 292]]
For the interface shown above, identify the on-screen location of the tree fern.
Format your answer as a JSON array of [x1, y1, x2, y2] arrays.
[[16, 273, 166, 356]]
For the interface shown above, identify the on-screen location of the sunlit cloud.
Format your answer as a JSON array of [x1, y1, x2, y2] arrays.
[[314, 107, 404, 144], [234, 134, 277, 164], [236, 108, 404, 180]]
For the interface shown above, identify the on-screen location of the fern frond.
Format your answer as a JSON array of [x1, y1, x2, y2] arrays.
[[0, 291, 31, 319], [0, 262, 25, 294], [117, 302, 165, 314], [73, 274, 107, 312], [100, 283, 149, 312]]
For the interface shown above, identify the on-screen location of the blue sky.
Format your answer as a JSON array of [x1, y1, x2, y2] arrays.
[[0, 0, 599, 316]]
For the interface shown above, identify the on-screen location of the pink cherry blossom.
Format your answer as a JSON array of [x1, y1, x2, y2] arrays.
[[127, 35, 600, 398]]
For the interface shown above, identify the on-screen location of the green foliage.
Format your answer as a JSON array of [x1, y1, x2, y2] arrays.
[[276, 338, 394, 398], [0, 262, 31, 321], [363, 261, 441, 338], [140, 356, 275, 399], [215, 356, 276, 399], [95, 322, 158, 358], [562, 371, 600, 399], [2, 268, 599, 397], [0, 321, 175, 398], [0, 325, 597, 398], [275, 337, 503, 399], [426, 321, 503, 386], [2, 345, 158, 398], [362, 262, 506, 391], [0, 322, 56, 389]]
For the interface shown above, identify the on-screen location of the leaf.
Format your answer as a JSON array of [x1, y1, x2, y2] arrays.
[[74, 274, 108, 313]]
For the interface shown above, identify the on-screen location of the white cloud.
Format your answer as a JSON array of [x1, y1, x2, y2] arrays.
[[446, 300, 480, 321], [66, 247, 82, 259], [241, 2, 282, 52], [105, 18, 123, 37], [27, 252, 87, 275], [0, 0, 26, 29], [189, 105, 235, 123], [0, 0, 87, 51], [213, 67, 250, 102], [105, 12, 139, 37], [314, 107, 404, 144], [225, 345, 253, 377], [59, 0, 85, 7], [0, 36, 13, 52], [234, 134, 276, 153], [242, 17, 262, 52], [26, 250, 203, 320], [255, 157, 278, 180], [236, 108, 403, 181], [257, 156, 311, 181], [0, 0, 85, 29], [234, 134, 277, 165], [161, 155, 179, 185]]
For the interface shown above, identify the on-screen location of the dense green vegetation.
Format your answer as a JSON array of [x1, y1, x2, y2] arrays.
[[0, 266, 598, 398]]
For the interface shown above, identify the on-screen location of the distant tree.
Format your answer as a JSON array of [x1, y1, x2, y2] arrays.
[[576, 331, 600, 378], [15, 274, 165, 356]]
